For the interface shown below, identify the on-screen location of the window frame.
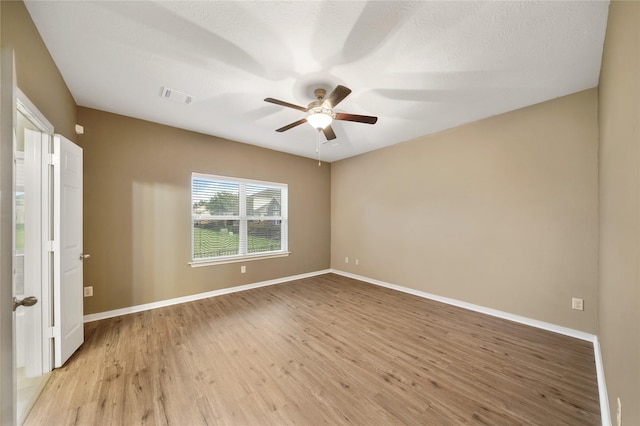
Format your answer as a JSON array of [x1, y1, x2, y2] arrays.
[[190, 172, 289, 267]]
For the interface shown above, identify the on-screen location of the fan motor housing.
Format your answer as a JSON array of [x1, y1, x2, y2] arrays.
[[308, 99, 330, 112]]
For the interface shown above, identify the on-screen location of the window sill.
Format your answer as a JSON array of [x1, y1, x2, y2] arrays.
[[189, 251, 291, 268]]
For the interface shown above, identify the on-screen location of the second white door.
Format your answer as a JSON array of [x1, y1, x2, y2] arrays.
[[54, 135, 84, 368]]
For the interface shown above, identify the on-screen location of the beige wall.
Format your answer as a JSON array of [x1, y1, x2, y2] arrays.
[[77, 107, 331, 314], [598, 1, 640, 423], [332, 89, 599, 333], [0, 0, 76, 140]]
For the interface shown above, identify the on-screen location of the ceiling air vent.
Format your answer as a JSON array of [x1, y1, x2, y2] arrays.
[[160, 87, 193, 104]]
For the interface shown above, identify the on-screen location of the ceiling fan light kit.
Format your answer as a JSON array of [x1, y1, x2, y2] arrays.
[[306, 108, 333, 129]]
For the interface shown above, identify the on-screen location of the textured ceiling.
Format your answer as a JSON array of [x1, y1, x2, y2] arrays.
[[24, 1, 609, 162]]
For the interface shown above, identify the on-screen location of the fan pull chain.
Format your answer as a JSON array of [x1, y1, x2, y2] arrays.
[[316, 129, 321, 167]]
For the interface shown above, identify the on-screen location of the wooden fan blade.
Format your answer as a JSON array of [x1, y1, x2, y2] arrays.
[[276, 118, 307, 132], [324, 85, 352, 108], [264, 97, 307, 112], [322, 125, 336, 140], [334, 112, 378, 124]]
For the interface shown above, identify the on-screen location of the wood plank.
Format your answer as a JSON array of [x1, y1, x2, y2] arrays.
[[25, 273, 600, 425]]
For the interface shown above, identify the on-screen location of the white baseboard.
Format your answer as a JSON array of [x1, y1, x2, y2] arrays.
[[83, 269, 331, 323], [593, 336, 612, 426], [330, 269, 610, 426]]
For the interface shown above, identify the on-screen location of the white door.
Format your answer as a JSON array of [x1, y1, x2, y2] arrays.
[[20, 128, 45, 377], [53, 135, 84, 368]]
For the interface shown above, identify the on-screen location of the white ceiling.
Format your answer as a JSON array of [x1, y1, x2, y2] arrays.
[[24, 1, 609, 162]]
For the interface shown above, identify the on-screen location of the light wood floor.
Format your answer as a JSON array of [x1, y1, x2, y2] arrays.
[[25, 273, 600, 425]]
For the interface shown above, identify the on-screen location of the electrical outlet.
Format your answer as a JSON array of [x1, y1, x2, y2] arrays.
[[571, 297, 584, 311], [345, 257, 349, 264], [241, 265, 246, 274], [355, 259, 359, 265], [83, 286, 93, 297]]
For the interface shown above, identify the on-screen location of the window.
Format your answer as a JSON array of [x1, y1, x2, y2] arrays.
[[191, 173, 288, 265]]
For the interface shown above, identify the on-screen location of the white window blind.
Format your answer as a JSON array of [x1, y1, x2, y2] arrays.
[[191, 173, 288, 263]]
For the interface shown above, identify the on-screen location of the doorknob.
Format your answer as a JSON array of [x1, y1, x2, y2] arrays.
[[79, 253, 90, 261], [13, 296, 38, 312]]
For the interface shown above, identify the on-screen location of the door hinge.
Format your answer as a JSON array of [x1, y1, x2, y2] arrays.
[[48, 153, 58, 166], [45, 327, 56, 339]]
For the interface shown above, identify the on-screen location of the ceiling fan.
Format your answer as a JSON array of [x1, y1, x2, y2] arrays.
[[264, 85, 378, 140]]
